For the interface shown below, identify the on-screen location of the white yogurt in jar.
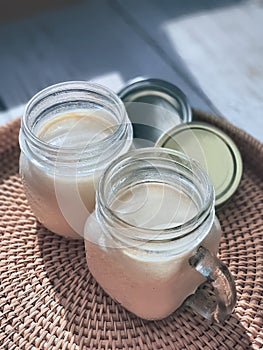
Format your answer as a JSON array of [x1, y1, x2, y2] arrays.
[[20, 110, 117, 238], [19, 82, 133, 239], [85, 181, 221, 320]]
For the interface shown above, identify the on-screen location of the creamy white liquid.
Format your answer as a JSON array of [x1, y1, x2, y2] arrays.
[[85, 182, 221, 319], [20, 110, 117, 238], [37, 111, 115, 147], [111, 183, 197, 229]]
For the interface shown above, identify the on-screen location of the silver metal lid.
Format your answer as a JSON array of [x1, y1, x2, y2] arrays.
[[118, 78, 192, 148]]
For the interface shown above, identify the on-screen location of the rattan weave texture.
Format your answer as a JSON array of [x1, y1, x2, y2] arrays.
[[0, 111, 262, 350]]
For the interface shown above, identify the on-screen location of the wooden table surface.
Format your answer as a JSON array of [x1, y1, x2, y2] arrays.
[[0, 0, 262, 141]]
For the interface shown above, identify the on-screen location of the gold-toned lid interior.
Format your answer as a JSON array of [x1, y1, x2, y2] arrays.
[[156, 122, 243, 208]]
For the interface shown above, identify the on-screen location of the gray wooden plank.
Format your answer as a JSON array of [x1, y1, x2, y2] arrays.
[[115, 0, 263, 141], [0, 0, 213, 125], [161, 2, 263, 142]]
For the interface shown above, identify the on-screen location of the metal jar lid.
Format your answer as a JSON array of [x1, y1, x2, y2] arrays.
[[118, 78, 192, 148], [156, 122, 243, 209]]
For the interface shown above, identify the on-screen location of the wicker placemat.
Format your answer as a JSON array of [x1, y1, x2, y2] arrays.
[[0, 111, 262, 350]]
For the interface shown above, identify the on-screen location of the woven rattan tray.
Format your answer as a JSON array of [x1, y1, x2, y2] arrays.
[[0, 111, 262, 350]]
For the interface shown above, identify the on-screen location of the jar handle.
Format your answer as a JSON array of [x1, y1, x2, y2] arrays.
[[185, 246, 236, 322]]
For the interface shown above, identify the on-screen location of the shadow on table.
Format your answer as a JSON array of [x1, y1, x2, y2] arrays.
[[37, 223, 252, 349], [0, 0, 244, 113]]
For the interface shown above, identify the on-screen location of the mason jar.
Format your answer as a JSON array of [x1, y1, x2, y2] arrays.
[[84, 148, 236, 321], [19, 81, 133, 239]]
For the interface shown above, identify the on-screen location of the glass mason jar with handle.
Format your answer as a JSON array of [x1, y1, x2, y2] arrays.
[[84, 148, 236, 321], [19, 81, 133, 239]]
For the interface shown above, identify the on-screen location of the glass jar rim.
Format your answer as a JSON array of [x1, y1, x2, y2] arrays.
[[97, 147, 215, 241], [21, 81, 129, 154]]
